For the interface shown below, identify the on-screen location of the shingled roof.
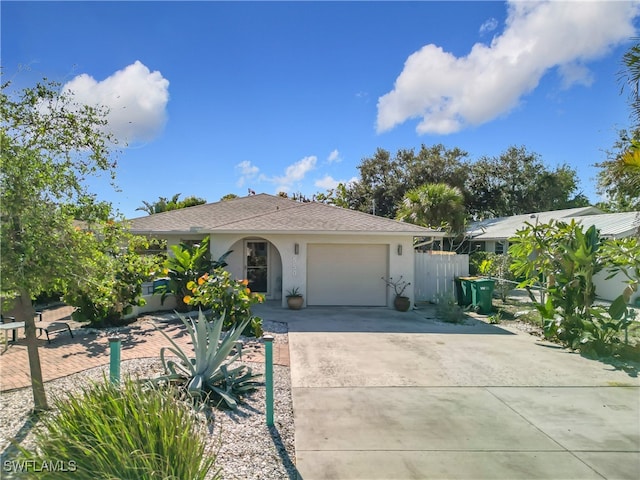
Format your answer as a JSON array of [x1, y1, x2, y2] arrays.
[[468, 207, 639, 240], [127, 193, 441, 236]]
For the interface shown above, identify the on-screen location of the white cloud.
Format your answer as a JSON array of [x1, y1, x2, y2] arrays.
[[62, 61, 169, 145], [557, 62, 594, 89], [327, 149, 341, 163], [315, 175, 340, 190], [479, 17, 498, 36], [235, 160, 260, 187], [274, 156, 317, 187], [377, 0, 640, 135], [236, 160, 259, 176], [315, 175, 358, 191]]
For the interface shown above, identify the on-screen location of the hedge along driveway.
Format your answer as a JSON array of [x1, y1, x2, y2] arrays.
[[279, 306, 640, 480]]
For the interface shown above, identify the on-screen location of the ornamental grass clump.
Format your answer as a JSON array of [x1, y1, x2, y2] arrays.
[[435, 293, 467, 324], [17, 378, 218, 479]]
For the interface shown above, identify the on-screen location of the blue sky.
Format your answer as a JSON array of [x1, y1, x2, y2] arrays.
[[3, 1, 639, 219]]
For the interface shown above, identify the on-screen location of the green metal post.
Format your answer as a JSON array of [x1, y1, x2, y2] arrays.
[[263, 334, 274, 426], [109, 336, 121, 384]]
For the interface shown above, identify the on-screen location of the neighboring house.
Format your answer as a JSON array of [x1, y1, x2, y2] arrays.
[[465, 206, 605, 254], [464, 207, 640, 302], [128, 193, 444, 308]]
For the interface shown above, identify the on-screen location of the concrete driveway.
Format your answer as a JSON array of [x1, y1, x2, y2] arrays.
[[280, 306, 640, 480]]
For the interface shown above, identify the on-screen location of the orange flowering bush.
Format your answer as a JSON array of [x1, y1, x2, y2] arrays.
[[185, 267, 264, 336]]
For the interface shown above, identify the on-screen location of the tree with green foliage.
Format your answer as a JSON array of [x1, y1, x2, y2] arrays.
[[341, 143, 586, 222], [396, 183, 466, 235], [314, 182, 351, 208], [137, 193, 206, 215], [63, 227, 163, 326], [466, 146, 589, 219], [596, 41, 640, 213], [220, 193, 239, 201], [1, 78, 119, 410], [620, 39, 640, 125], [346, 144, 470, 218], [596, 129, 640, 212], [596, 43, 640, 212]]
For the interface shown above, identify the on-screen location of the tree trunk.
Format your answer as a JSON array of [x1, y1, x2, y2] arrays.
[[16, 289, 49, 411]]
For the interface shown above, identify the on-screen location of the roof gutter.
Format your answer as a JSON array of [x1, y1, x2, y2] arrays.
[[129, 229, 446, 237]]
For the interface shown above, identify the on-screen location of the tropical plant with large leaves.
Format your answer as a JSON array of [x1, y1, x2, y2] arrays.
[[509, 220, 636, 355], [156, 236, 231, 311], [152, 310, 261, 409]]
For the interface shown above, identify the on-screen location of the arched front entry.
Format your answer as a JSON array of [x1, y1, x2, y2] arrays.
[[212, 236, 283, 302]]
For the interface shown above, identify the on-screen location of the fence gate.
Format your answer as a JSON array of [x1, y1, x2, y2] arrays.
[[414, 252, 469, 302]]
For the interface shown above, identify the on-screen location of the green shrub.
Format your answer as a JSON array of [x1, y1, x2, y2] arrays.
[[469, 251, 491, 276], [476, 253, 517, 301], [488, 311, 502, 324], [17, 379, 218, 479], [64, 233, 163, 327], [435, 293, 466, 323], [185, 268, 264, 336]]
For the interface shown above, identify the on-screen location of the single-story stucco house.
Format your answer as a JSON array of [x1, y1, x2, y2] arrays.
[[128, 193, 444, 309], [465, 206, 639, 254]]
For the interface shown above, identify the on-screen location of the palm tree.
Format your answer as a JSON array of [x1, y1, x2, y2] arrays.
[[621, 40, 640, 188], [396, 183, 466, 234], [620, 40, 640, 234], [621, 40, 640, 125]]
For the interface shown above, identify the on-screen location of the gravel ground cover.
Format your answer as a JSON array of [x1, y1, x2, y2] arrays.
[[0, 320, 296, 479]]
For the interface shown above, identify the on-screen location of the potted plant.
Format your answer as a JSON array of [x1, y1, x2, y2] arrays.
[[286, 287, 304, 310], [382, 276, 411, 312]]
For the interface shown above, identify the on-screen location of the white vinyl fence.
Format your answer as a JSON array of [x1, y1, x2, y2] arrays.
[[414, 252, 469, 302]]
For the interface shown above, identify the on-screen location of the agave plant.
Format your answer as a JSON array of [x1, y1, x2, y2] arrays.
[[153, 309, 261, 409]]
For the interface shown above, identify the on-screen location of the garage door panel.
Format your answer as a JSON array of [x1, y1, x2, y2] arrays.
[[307, 244, 388, 306]]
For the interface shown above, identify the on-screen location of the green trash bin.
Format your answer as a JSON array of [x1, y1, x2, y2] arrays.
[[455, 277, 475, 306], [470, 279, 495, 314], [454, 278, 463, 306]]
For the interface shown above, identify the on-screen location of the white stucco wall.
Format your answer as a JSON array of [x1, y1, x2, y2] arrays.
[[125, 293, 177, 319], [209, 233, 416, 309], [594, 268, 636, 303]]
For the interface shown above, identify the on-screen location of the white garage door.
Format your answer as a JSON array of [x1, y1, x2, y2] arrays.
[[307, 244, 388, 306]]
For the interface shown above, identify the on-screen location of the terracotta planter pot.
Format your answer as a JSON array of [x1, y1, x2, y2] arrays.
[[394, 296, 410, 312], [287, 296, 304, 310]]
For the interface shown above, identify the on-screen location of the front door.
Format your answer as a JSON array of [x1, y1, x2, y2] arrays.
[[245, 241, 268, 293]]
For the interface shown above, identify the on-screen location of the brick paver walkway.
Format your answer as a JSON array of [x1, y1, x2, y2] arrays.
[[0, 306, 290, 392]]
